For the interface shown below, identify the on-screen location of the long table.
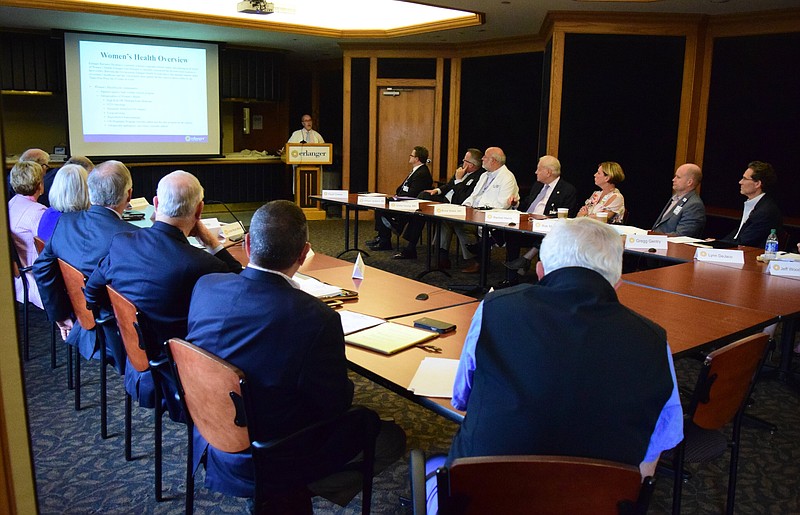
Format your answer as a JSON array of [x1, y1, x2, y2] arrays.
[[624, 261, 800, 379]]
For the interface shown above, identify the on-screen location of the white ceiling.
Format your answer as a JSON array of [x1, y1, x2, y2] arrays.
[[0, 0, 797, 60]]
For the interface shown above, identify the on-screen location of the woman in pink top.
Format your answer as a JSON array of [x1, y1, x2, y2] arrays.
[[9, 160, 47, 308]]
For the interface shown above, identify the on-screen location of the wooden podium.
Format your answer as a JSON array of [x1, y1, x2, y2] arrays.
[[283, 143, 332, 220]]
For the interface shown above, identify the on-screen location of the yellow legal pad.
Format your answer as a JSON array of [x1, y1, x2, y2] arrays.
[[345, 322, 439, 355]]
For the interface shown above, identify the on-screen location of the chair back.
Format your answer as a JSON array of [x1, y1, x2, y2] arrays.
[[166, 338, 250, 454], [106, 286, 150, 372], [57, 258, 95, 330], [9, 238, 24, 280], [438, 455, 650, 515], [690, 333, 770, 430], [251, 405, 381, 490], [33, 236, 46, 254]]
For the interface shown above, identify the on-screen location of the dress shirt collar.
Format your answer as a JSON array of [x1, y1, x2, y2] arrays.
[[246, 262, 300, 289]]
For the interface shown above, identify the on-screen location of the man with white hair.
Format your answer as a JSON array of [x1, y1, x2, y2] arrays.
[[34, 160, 137, 370], [422, 217, 683, 513], [85, 170, 241, 416]]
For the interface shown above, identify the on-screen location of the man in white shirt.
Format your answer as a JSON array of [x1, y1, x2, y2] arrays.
[[450, 147, 518, 273], [286, 114, 325, 145], [719, 161, 781, 248]]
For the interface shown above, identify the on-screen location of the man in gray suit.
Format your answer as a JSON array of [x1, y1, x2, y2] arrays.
[[651, 163, 706, 238]]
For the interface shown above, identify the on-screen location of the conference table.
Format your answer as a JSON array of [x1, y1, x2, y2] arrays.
[[624, 261, 800, 379]]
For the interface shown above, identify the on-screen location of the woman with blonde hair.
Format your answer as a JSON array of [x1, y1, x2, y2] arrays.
[[577, 161, 626, 224]]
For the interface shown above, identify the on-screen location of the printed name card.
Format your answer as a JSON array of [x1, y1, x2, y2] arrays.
[[389, 200, 420, 212], [694, 248, 745, 264], [433, 204, 466, 217], [625, 234, 668, 250], [484, 210, 520, 226], [357, 195, 386, 208], [321, 189, 349, 201], [129, 197, 150, 210], [768, 261, 800, 277], [530, 218, 559, 233]]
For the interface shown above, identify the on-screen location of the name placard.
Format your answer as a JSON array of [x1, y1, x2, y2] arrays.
[[129, 197, 150, 210], [321, 189, 349, 201], [484, 210, 520, 226], [530, 218, 559, 233], [389, 200, 420, 212], [357, 195, 386, 208], [221, 222, 245, 242], [625, 234, 668, 250], [768, 261, 800, 278], [694, 248, 745, 264], [433, 204, 466, 217]]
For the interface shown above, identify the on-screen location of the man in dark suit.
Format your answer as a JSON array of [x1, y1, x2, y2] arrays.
[[719, 161, 782, 248], [33, 159, 137, 371], [392, 148, 485, 262], [185, 200, 405, 505], [422, 218, 682, 514], [84, 170, 242, 415], [651, 163, 706, 238], [366, 145, 433, 251], [499, 155, 577, 288]]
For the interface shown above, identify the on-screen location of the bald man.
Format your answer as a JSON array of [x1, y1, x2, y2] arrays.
[[651, 163, 706, 238]]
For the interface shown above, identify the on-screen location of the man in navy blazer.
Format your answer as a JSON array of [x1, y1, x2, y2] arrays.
[[367, 146, 433, 251], [185, 200, 405, 505], [499, 155, 578, 287], [720, 161, 782, 248], [33, 160, 137, 371], [651, 163, 706, 238], [85, 170, 242, 416]]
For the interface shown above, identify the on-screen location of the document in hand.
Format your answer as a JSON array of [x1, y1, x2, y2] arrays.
[[345, 322, 438, 355]]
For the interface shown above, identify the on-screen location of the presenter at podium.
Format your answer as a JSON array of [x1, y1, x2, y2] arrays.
[[281, 114, 324, 155]]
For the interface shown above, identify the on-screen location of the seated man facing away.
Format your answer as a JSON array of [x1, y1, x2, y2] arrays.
[[185, 200, 405, 506], [33, 160, 138, 370], [85, 170, 242, 417], [424, 217, 683, 513]]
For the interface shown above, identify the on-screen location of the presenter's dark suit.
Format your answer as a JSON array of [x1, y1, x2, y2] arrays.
[[32, 205, 139, 370], [185, 267, 354, 497], [651, 190, 705, 238], [503, 178, 578, 281], [449, 267, 674, 466], [722, 193, 782, 248], [401, 168, 486, 252], [84, 221, 242, 417], [374, 164, 433, 247]]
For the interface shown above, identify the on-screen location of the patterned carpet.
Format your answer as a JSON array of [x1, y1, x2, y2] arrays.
[[19, 217, 800, 514]]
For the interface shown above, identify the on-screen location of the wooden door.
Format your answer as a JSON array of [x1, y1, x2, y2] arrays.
[[376, 88, 435, 194]]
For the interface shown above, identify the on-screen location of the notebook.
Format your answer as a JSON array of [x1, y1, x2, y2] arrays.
[[345, 322, 438, 355]]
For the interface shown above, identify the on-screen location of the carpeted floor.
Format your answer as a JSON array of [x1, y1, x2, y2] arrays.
[[18, 217, 800, 514]]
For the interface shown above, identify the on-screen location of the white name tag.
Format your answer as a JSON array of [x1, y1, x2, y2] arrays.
[[201, 217, 221, 234], [221, 222, 245, 242], [694, 248, 745, 264], [322, 189, 349, 201], [530, 218, 558, 233], [357, 196, 386, 207], [434, 204, 467, 217], [129, 197, 150, 210], [389, 200, 420, 212], [768, 261, 800, 277], [625, 235, 668, 250], [484, 210, 521, 226]]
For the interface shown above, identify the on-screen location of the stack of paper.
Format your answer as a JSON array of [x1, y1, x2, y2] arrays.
[[408, 358, 459, 397]]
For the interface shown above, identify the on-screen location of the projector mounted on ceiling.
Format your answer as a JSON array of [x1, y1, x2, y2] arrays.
[[237, 0, 274, 15]]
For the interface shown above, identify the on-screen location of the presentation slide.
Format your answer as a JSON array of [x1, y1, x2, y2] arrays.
[[64, 32, 221, 158]]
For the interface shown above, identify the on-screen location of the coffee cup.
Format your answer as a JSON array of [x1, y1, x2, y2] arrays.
[[557, 208, 569, 219], [596, 212, 608, 223]]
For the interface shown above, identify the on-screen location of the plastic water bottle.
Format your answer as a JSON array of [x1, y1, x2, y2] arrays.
[[764, 229, 779, 260]]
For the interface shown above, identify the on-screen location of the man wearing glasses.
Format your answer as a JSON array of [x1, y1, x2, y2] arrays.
[[717, 161, 782, 248], [393, 148, 485, 263]]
